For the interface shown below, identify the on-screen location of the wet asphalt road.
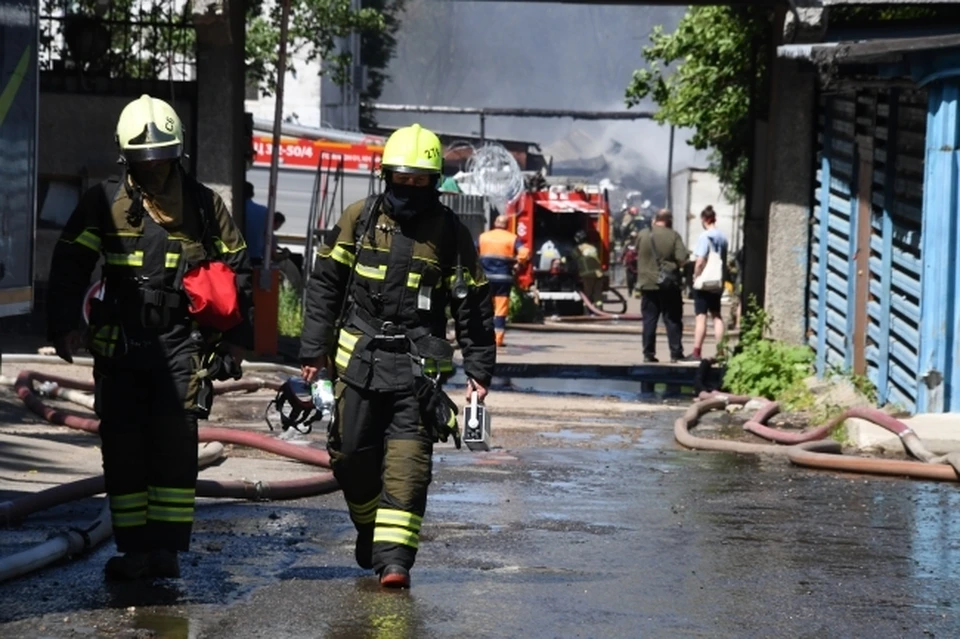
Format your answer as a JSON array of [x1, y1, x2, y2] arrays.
[[2, 405, 960, 638]]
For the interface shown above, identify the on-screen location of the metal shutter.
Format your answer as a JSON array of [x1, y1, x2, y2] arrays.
[[808, 93, 858, 372], [864, 89, 925, 411]]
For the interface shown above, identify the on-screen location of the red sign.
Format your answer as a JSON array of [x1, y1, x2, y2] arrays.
[[252, 134, 383, 174]]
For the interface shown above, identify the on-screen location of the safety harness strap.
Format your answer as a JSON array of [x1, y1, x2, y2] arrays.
[[348, 305, 432, 344]]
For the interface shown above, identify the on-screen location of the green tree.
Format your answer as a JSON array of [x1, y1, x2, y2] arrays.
[[625, 7, 774, 197], [245, 0, 385, 97]]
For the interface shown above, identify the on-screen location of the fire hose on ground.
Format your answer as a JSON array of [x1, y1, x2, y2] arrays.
[[0, 364, 340, 583], [675, 392, 960, 481]]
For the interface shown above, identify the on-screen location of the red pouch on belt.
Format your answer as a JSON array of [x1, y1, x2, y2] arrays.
[[181, 261, 242, 331]]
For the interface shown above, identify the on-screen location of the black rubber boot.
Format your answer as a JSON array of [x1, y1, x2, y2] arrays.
[[378, 565, 411, 589], [149, 549, 181, 578], [104, 552, 151, 581], [355, 529, 373, 570]]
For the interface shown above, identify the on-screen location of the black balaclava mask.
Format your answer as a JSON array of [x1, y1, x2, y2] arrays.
[[128, 160, 182, 226], [129, 160, 177, 197], [384, 174, 439, 222]]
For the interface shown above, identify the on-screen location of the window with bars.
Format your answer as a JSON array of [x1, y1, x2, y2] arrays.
[[39, 0, 196, 89]]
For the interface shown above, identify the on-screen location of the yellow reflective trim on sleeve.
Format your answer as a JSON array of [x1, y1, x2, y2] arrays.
[[105, 251, 144, 267], [375, 509, 422, 532], [73, 229, 101, 252], [165, 253, 180, 268], [373, 527, 420, 549], [213, 237, 246, 255], [406, 272, 422, 288], [328, 244, 356, 267], [355, 263, 387, 281]]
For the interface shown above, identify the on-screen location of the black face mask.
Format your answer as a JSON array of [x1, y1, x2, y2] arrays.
[[129, 161, 176, 197], [385, 183, 438, 221]]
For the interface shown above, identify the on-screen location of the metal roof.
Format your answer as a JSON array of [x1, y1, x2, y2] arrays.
[[252, 118, 384, 145], [778, 33, 960, 64]]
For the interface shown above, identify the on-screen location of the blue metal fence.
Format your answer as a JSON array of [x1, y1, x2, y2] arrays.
[[808, 94, 858, 372], [918, 81, 960, 412], [809, 89, 927, 413]]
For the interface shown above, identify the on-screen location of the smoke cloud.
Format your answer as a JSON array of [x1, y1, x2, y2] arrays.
[[376, 0, 709, 202]]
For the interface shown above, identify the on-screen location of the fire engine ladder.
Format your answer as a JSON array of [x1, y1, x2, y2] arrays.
[[302, 151, 345, 308]]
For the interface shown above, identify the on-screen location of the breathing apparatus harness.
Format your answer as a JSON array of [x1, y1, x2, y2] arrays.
[[265, 376, 322, 434], [320, 193, 466, 447]]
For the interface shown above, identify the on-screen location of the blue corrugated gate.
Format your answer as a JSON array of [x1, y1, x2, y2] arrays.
[[808, 93, 858, 372], [808, 89, 927, 413], [865, 90, 926, 411]]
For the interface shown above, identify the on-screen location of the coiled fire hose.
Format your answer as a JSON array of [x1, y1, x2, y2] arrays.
[[0, 363, 340, 582], [675, 392, 960, 481]]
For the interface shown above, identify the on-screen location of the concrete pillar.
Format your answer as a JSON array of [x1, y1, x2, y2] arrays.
[[763, 58, 817, 343], [192, 0, 247, 230], [747, 7, 826, 343]]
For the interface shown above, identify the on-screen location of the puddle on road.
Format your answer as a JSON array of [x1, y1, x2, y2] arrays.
[[135, 612, 198, 639], [505, 377, 695, 400], [448, 369, 698, 400]]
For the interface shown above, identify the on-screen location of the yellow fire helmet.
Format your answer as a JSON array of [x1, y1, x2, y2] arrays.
[[381, 123, 442, 174], [115, 94, 184, 164]]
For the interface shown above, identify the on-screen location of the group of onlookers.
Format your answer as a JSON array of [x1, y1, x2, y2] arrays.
[[620, 206, 735, 363]]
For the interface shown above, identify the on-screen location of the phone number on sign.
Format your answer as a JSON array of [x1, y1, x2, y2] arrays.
[[254, 141, 315, 159]]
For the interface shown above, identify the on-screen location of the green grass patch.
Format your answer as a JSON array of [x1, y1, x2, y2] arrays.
[[278, 283, 304, 337]]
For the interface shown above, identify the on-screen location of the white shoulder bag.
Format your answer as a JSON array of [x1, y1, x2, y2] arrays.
[[693, 238, 724, 292]]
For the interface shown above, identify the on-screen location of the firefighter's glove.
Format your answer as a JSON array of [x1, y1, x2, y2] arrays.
[[208, 352, 243, 381], [53, 330, 86, 364], [415, 379, 461, 450]]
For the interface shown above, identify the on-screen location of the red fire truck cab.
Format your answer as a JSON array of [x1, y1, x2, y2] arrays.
[[505, 183, 611, 314]]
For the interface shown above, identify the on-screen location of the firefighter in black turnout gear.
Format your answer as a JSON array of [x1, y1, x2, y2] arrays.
[[47, 95, 254, 581], [300, 123, 496, 589]]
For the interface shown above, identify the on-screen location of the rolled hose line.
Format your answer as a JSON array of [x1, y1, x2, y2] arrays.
[[679, 392, 960, 481], [574, 290, 642, 321], [3, 371, 338, 520], [0, 443, 225, 584], [2, 353, 304, 381]]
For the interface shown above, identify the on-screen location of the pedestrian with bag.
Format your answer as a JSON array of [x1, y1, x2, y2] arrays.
[[690, 205, 729, 360], [299, 123, 496, 589], [47, 94, 254, 581], [634, 209, 688, 363]]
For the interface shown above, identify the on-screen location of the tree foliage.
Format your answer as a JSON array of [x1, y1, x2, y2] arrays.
[[625, 7, 773, 197], [245, 0, 385, 97]]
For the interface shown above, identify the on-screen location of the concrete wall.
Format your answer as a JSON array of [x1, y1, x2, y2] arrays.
[[193, 0, 247, 224], [756, 7, 825, 343], [763, 59, 818, 344], [38, 92, 195, 185]]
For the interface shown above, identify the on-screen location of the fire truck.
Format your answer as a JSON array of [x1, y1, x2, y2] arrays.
[[0, 0, 38, 321], [506, 180, 625, 316]]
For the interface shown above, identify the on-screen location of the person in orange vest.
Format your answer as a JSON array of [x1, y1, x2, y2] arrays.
[[478, 215, 530, 347]]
